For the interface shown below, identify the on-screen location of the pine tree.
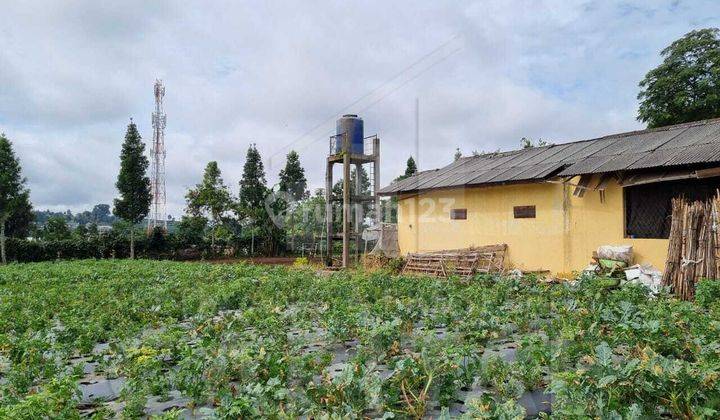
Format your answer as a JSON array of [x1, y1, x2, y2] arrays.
[[404, 157, 418, 178], [113, 120, 152, 259], [388, 157, 418, 224], [239, 144, 268, 210], [395, 157, 418, 182], [277, 150, 308, 253], [278, 150, 308, 201], [0, 134, 30, 264], [239, 144, 280, 255], [454, 148, 462, 161], [185, 161, 231, 247]]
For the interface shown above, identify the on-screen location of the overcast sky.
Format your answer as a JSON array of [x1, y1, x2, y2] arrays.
[[1, 1, 719, 217]]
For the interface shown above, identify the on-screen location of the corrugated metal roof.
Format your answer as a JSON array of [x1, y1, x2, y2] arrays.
[[666, 143, 720, 166], [627, 148, 683, 170], [510, 161, 565, 181], [592, 152, 649, 173], [379, 118, 720, 195]]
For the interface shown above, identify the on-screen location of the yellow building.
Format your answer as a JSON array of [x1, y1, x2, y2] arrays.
[[379, 119, 720, 274]]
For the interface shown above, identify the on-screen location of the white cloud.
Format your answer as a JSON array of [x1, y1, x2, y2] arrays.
[[1, 0, 718, 215]]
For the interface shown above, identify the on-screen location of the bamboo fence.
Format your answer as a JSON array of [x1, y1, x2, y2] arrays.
[[662, 193, 720, 300]]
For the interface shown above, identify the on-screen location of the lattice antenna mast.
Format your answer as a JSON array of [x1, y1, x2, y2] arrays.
[[148, 79, 167, 232]]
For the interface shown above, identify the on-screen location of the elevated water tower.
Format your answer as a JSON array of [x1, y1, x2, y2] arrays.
[[325, 114, 381, 268]]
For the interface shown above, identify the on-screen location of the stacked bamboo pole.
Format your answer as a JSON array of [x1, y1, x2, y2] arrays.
[[714, 195, 720, 278], [662, 193, 719, 300], [662, 198, 685, 292], [401, 245, 508, 279]]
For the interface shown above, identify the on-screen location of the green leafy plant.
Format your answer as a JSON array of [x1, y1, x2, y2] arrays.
[[695, 279, 720, 308], [1, 260, 720, 417]]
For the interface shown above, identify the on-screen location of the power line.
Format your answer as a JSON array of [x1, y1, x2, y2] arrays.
[[289, 44, 464, 156], [267, 34, 462, 161]]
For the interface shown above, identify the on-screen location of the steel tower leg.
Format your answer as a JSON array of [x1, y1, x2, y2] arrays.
[[373, 137, 381, 225], [342, 151, 351, 268], [355, 162, 363, 263], [325, 161, 333, 266]]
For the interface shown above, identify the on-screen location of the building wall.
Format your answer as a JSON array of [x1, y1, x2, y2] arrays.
[[564, 178, 669, 272], [396, 179, 669, 273]]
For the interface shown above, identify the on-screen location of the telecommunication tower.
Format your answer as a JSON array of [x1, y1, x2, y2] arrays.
[[148, 79, 167, 232]]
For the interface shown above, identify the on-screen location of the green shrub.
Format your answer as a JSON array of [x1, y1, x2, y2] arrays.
[[695, 279, 720, 307], [5, 237, 150, 262], [386, 257, 405, 273]]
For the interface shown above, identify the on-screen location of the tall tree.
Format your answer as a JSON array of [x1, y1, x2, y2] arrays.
[[237, 144, 287, 255], [239, 144, 268, 210], [5, 190, 32, 238], [394, 157, 418, 182], [278, 150, 308, 201], [185, 161, 231, 247], [277, 150, 308, 253], [404, 157, 418, 178], [0, 134, 30, 263], [91, 204, 112, 223], [113, 120, 152, 259], [238, 144, 276, 254], [638, 28, 720, 128], [387, 157, 419, 223]]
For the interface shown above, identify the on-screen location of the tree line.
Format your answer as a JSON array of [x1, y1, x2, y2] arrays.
[[2, 28, 720, 263], [0, 120, 417, 263], [33, 204, 117, 227]]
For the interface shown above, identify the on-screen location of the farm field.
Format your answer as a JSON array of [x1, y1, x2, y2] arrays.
[[0, 261, 719, 418]]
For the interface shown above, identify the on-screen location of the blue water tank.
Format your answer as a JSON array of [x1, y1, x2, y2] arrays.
[[335, 114, 364, 154]]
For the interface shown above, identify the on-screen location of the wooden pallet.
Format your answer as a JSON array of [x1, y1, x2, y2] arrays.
[[402, 244, 507, 279]]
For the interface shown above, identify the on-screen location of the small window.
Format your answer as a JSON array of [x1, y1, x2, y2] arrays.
[[513, 205, 536, 219], [450, 209, 467, 220]]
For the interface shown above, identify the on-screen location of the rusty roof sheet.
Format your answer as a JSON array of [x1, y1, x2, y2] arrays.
[[665, 143, 720, 166], [510, 161, 566, 181], [627, 148, 683, 170], [379, 118, 720, 195], [592, 152, 649, 173]]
